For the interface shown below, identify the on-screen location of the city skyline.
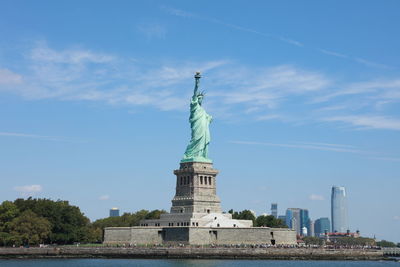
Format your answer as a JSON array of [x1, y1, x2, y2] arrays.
[[0, 0, 399, 242]]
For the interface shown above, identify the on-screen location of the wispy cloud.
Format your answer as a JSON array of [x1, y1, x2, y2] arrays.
[[0, 132, 85, 142], [314, 79, 400, 102], [164, 6, 193, 18], [14, 184, 43, 196], [1, 41, 400, 132], [30, 42, 114, 64], [309, 194, 325, 201], [137, 23, 167, 39], [211, 65, 330, 110], [0, 41, 228, 111], [370, 156, 400, 162], [231, 140, 400, 162], [256, 114, 283, 121], [163, 6, 389, 69], [296, 142, 356, 149], [325, 115, 400, 131], [99, 195, 110, 200], [163, 6, 304, 47], [318, 49, 348, 59], [231, 140, 369, 154], [0, 68, 23, 84], [0, 132, 60, 140], [354, 58, 391, 69]]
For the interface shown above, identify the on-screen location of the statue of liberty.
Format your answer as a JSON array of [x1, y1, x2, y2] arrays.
[[181, 72, 212, 163]]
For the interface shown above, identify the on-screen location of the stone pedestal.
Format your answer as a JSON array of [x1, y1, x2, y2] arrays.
[[171, 161, 221, 214], [139, 161, 252, 228]]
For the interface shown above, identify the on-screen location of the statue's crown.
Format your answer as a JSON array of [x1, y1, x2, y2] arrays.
[[198, 90, 205, 97]]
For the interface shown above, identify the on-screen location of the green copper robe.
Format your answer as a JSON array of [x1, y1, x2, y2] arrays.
[[182, 95, 212, 162]]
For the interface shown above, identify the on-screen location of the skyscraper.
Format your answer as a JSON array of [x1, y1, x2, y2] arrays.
[[314, 217, 331, 236], [300, 209, 310, 235], [109, 207, 120, 217], [271, 203, 278, 218], [286, 208, 311, 235], [309, 219, 315, 237], [286, 208, 300, 234], [331, 186, 348, 233]]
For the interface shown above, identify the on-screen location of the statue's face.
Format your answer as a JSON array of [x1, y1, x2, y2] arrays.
[[198, 95, 203, 104]]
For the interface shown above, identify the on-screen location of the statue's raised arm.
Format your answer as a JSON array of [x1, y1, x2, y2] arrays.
[[193, 72, 201, 99]]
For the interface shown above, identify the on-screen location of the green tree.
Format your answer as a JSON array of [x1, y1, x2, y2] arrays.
[[0, 201, 19, 231], [0, 232, 12, 247], [255, 215, 287, 228], [14, 198, 91, 244], [377, 240, 397, 247], [92, 209, 166, 229], [303, 236, 324, 245], [145, 209, 167, 220], [0, 201, 20, 246], [8, 210, 51, 246], [230, 209, 256, 224], [90, 209, 167, 242]]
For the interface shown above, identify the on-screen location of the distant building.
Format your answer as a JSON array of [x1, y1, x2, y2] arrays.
[[314, 217, 331, 237], [286, 208, 301, 234], [320, 230, 360, 242], [309, 219, 315, 237], [271, 203, 278, 218], [286, 208, 311, 236], [109, 207, 120, 217], [300, 209, 310, 236], [301, 226, 308, 236], [331, 186, 349, 233]]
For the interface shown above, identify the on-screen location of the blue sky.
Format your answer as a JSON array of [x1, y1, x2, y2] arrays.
[[0, 0, 399, 242]]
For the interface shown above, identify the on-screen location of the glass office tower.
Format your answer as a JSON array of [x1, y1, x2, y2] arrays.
[[300, 209, 310, 236], [331, 186, 348, 232], [286, 208, 310, 235], [271, 203, 278, 218], [315, 217, 331, 236], [109, 207, 120, 217]]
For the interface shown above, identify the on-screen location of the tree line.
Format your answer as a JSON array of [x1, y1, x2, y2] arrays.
[[228, 209, 287, 228], [0, 198, 166, 246], [0, 198, 288, 246]]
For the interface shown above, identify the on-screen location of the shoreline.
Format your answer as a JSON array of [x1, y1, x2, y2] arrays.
[[0, 247, 392, 261]]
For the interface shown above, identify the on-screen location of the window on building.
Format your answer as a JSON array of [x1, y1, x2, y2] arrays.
[[209, 177, 211, 185], [200, 176, 203, 184], [180, 177, 183, 185], [205, 177, 207, 185]]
